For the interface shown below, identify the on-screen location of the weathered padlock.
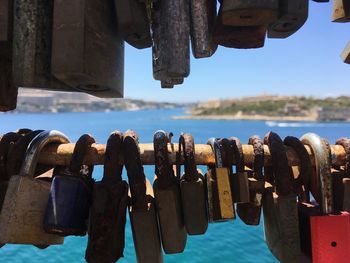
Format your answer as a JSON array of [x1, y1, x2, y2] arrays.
[[85, 131, 128, 263], [0, 0, 17, 112], [221, 0, 278, 26], [268, 0, 309, 39], [227, 137, 250, 204], [341, 42, 350, 64], [178, 133, 208, 235], [213, 7, 267, 49], [263, 131, 301, 263], [236, 135, 265, 225], [152, 0, 190, 87], [115, 0, 152, 49], [123, 130, 163, 263], [312, 0, 329, 2], [0, 130, 69, 246], [333, 0, 350, 22], [206, 138, 235, 222], [51, 0, 124, 97], [153, 130, 187, 253], [300, 133, 350, 262], [44, 134, 95, 236], [190, 0, 218, 58]]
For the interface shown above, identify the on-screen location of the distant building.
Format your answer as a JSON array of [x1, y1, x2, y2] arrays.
[[284, 103, 302, 116], [317, 107, 350, 121]]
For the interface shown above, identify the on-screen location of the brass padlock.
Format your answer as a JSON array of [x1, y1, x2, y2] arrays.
[[236, 135, 265, 225], [115, 0, 151, 49], [124, 130, 163, 262], [0, 0, 17, 112], [221, 0, 278, 26], [333, 0, 350, 22], [268, 0, 309, 39], [206, 138, 235, 222], [0, 130, 70, 246], [178, 133, 208, 235], [341, 42, 350, 64], [51, 0, 124, 98], [153, 130, 187, 254], [213, 7, 266, 49], [190, 0, 218, 58], [263, 132, 301, 263]]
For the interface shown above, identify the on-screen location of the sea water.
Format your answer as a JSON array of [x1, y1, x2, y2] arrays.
[[1, 108, 350, 263]]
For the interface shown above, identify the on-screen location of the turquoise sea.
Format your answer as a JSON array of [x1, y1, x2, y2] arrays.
[[1, 108, 350, 263]]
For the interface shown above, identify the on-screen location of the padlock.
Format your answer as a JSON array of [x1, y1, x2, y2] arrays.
[[190, 0, 218, 58], [178, 133, 208, 235], [300, 133, 350, 263], [114, 0, 152, 49], [333, 0, 350, 22], [236, 135, 265, 225], [227, 137, 250, 203], [0, 130, 69, 246], [341, 42, 350, 64], [263, 131, 301, 263], [44, 134, 95, 236], [0, 0, 17, 112], [312, 0, 329, 2], [85, 131, 128, 263], [206, 138, 235, 222], [51, 0, 124, 98], [152, 0, 190, 87], [213, 7, 266, 49], [221, 0, 279, 26], [344, 178, 350, 212], [123, 130, 163, 263], [153, 130, 187, 253], [268, 0, 309, 39]]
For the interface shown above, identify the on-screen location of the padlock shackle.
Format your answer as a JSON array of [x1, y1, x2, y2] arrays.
[[19, 130, 70, 178], [102, 131, 123, 182], [179, 133, 198, 182], [207, 138, 224, 168], [301, 133, 333, 215], [228, 137, 245, 172], [69, 134, 95, 177], [0, 132, 21, 181], [248, 135, 264, 180], [336, 137, 350, 176]]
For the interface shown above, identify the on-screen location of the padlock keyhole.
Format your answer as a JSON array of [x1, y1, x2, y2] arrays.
[[331, 241, 337, 247]]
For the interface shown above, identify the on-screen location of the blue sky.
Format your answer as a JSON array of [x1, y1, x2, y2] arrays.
[[124, 1, 350, 102]]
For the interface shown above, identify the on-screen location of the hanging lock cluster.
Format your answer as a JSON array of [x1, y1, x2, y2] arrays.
[[1, 128, 350, 262]]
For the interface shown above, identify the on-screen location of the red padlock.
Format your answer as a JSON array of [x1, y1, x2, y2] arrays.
[[300, 133, 350, 263]]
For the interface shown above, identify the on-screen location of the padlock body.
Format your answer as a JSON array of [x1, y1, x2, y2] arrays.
[[206, 167, 235, 222], [221, 0, 278, 26], [343, 178, 350, 212], [232, 171, 250, 203], [0, 181, 8, 211], [0, 0, 9, 41], [153, 179, 187, 253], [333, 0, 350, 22], [310, 212, 350, 263], [180, 176, 208, 235], [44, 175, 93, 236], [341, 42, 350, 64], [0, 175, 63, 245]]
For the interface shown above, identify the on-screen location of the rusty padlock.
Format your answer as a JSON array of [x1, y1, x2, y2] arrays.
[[178, 133, 208, 235], [0, 0, 17, 112], [153, 130, 187, 254], [51, 0, 124, 98], [268, 0, 309, 39], [206, 138, 235, 222], [213, 7, 266, 49], [85, 131, 128, 263], [236, 135, 265, 225], [333, 0, 350, 22], [190, 0, 218, 58], [124, 130, 163, 263], [114, 0, 152, 49], [263, 132, 301, 263], [300, 133, 350, 263], [221, 0, 278, 26]]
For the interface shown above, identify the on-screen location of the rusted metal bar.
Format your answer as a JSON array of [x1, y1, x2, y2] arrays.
[[37, 143, 347, 167]]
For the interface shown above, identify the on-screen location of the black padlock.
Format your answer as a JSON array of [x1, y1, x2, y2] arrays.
[[115, 0, 152, 49], [153, 130, 187, 254], [85, 131, 128, 263], [51, 0, 124, 98], [178, 133, 208, 235], [44, 134, 95, 236], [190, 0, 218, 58], [268, 0, 309, 39], [0, 0, 17, 112], [236, 135, 265, 225], [213, 7, 266, 49], [123, 130, 163, 263]]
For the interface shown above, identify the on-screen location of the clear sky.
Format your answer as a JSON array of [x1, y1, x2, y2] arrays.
[[123, 1, 350, 102]]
